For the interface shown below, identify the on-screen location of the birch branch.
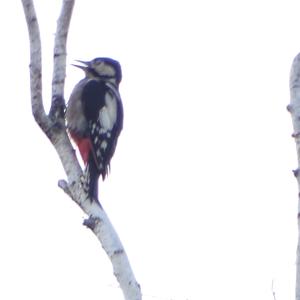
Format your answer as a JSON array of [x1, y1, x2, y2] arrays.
[[21, 0, 50, 132], [52, 0, 73, 98], [289, 53, 300, 300], [21, 1, 141, 299]]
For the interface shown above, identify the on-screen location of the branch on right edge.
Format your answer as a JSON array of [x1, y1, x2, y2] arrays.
[[289, 53, 300, 300]]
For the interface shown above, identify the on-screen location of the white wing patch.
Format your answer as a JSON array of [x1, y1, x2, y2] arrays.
[[101, 140, 108, 150], [98, 92, 117, 132]]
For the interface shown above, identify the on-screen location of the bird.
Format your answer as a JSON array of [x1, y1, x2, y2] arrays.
[[66, 57, 123, 203]]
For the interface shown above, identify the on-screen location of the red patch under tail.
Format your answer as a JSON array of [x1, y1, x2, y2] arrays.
[[69, 132, 93, 165]]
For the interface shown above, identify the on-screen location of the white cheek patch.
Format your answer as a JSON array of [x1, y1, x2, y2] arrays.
[[95, 64, 115, 77], [103, 65, 115, 77]]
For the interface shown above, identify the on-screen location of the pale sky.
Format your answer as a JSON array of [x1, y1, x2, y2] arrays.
[[0, 1, 299, 299]]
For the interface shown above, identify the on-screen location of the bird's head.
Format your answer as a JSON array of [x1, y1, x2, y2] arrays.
[[72, 57, 122, 85]]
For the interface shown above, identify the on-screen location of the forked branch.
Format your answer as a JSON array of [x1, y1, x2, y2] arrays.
[[21, 1, 141, 299]]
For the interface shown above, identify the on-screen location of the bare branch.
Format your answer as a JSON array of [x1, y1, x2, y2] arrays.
[[49, 0, 75, 133], [289, 53, 300, 300], [21, 1, 142, 299], [52, 0, 74, 100], [21, 0, 51, 132]]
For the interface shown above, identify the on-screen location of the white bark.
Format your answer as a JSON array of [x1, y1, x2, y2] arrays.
[[289, 53, 300, 300], [21, 0, 50, 130], [52, 0, 74, 98], [21, 1, 142, 299]]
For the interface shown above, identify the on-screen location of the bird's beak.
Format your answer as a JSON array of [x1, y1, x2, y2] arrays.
[[71, 60, 90, 71]]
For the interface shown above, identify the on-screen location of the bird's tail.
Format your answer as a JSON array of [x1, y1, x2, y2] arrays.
[[82, 156, 100, 204]]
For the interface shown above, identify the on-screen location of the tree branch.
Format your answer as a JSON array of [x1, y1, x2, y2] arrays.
[[21, 1, 142, 299], [52, 0, 74, 99], [21, 0, 51, 132], [289, 53, 300, 300], [49, 0, 74, 125]]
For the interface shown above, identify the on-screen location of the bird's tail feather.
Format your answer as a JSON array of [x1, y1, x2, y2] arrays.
[[82, 157, 100, 203]]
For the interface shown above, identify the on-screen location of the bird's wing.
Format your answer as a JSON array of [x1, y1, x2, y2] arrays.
[[82, 80, 123, 178]]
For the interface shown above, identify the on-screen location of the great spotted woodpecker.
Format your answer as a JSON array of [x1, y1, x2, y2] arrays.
[[66, 57, 123, 203]]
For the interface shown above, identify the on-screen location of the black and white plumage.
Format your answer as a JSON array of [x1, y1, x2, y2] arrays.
[[66, 57, 123, 202]]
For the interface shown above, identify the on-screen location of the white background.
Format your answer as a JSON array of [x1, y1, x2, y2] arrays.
[[0, 1, 299, 299]]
